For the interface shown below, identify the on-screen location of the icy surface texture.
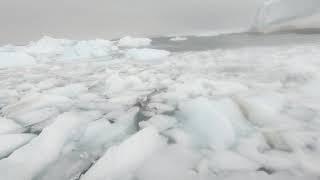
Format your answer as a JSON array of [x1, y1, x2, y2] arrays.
[[0, 35, 320, 180]]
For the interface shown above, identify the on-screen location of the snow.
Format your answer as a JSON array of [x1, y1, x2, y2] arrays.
[[25, 36, 73, 55], [125, 48, 170, 61], [0, 52, 36, 68], [118, 36, 152, 47], [105, 72, 145, 96]]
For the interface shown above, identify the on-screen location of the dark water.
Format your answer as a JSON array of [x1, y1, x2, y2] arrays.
[[151, 31, 320, 52]]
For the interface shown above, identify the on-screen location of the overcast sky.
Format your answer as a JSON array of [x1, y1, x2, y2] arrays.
[[0, 0, 263, 44]]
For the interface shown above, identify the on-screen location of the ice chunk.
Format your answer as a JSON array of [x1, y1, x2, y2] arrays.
[[105, 72, 144, 96], [135, 144, 199, 180], [36, 78, 61, 90], [25, 36, 115, 60], [0, 111, 95, 180], [81, 127, 165, 180], [178, 97, 236, 150], [0, 118, 24, 134], [0, 134, 35, 159], [37, 109, 138, 180], [25, 36, 73, 55], [16, 83, 36, 93], [126, 48, 170, 61], [139, 115, 177, 132], [0, 90, 18, 108], [3, 93, 73, 120], [71, 39, 114, 58], [236, 133, 297, 171], [0, 52, 36, 68], [235, 93, 299, 129], [162, 128, 193, 147], [208, 150, 260, 172], [170, 36, 188, 41], [118, 36, 152, 47], [210, 98, 253, 136], [218, 171, 317, 180], [13, 107, 59, 126], [45, 83, 88, 99], [146, 102, 176, 115]]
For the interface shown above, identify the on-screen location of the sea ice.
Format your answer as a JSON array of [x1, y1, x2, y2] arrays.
[[125, 48, 170, 61], [170, 36, 188, 41], [118, 36, 152, 48]]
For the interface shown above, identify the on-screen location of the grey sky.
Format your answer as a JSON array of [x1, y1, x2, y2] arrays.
[[0, 0, 263, 45]]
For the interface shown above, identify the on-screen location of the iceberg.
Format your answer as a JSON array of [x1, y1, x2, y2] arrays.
[[253, 0, 320, 32]]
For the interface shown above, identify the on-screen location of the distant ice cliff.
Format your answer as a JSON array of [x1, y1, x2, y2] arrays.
[[252, 0, 320, 32]]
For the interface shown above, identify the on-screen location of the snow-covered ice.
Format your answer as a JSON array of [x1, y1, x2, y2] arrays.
[[0, 34, 320, 179]]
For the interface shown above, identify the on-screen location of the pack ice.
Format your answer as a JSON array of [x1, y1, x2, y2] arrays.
[[0, 34, 320, 180]]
